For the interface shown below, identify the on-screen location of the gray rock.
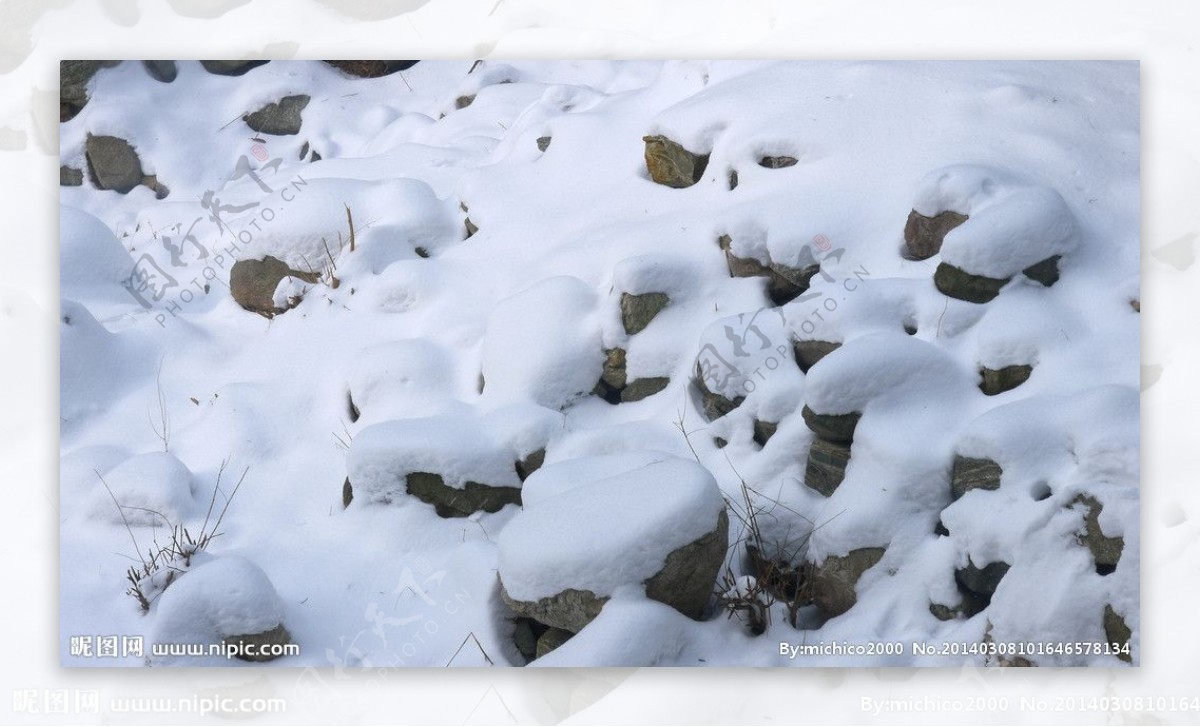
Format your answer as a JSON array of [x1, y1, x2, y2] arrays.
[[85, 134, 144, 193], [979, 364, 1033, 395], [1103, 604, 1132, 663], [222, 623, 292, 662], [955, 558, 1010, 597], [515, 448, 546, 482], [759, 155, 797, 169], [805, 438, 851, 497], [693, 362, 745, 421], [535, 627, 573, 659], [60, 61, 120, 121], [244, 95, 310, 136], [793, 339, 841, 373], [323, 60, 419, 78], [1072, 494, 1124, 573], [60, 165, 83, 186], [728, 169, 739, 190], [801, 405, 860, 444], [752, 420, 777, 447], [593, 347, 628, 403], [1130, 298, 1140, 313], [501, 509, 728, 632], [643, 135, 709, 188], [929, 602, 960, 621], [903, 209, 968, 260], [404, 471, 521, 519], [455, 95, 475, 109], [200, 60, 269, 76], [142, 60, 177, 82], [718, 234, 820, 305], [621, 377, 670, 403], [342, 478, 353, 508], [811, 546, 886, 617], [464, 217, 478, 238], [620, 291, 669, 335], [512, 617, 541, 662], [536, 136, 551, 152], [934, 262, 1011, 304], [229, 256, 320, 317], [950, 455, 1002, 501], [1022, 255, 1061, 286]]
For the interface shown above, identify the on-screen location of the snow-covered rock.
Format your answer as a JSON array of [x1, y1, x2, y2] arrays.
[[89, 451, 194, 527], [150, 556, 291, 665], [498, 453, 728, 633]]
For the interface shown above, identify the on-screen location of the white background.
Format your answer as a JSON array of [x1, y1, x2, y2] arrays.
[[1, 0, 1196, 723]]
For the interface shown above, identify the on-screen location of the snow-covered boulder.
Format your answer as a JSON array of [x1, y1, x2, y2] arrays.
[[497, 453, 728, 633], [693, 309, 799, 421], [243, 94, 310, 136], [481, 276, 605, 410], [912, 165, 1079, 302], [229, 255, 320, 317], [345, 414, 524, 517], [150, 556, 291, 665], [60, 206, 136, 304], [90, 451, 194, 527], [345, 338, 459, 423]]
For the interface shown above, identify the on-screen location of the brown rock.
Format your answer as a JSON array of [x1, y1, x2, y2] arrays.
[[643, 135, 709, 188], [903, 209, 968, 260]]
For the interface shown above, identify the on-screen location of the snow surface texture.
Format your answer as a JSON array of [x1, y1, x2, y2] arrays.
[[59, 61, 1138, 667]]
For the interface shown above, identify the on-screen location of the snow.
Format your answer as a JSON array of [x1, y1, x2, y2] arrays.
[[149, 555, 289, 666], [916, 165, 1081, 279], [497, 453, 725, 602], [88, 451, 195, 526], [347, 414, 523, 503], [58, 60, 1138, 667]]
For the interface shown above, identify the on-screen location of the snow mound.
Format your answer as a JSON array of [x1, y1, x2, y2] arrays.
[[150, 556, 288, 666], [481, 276, 605, 409], [497, 453, 725, 602], [917, 165, 1080, 278], [520, 451, 676, 508], [694, 308, 799, 403], [89, 451, 194, 526], [60, 206, 135, 304], [346, 415, 522, 503], [346, 339, 460, 423], [804, 331, 973, 415]]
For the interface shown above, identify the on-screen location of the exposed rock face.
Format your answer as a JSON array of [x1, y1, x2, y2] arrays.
[[404, 472, 522, 519], [694, 362, 745, 421], [805, 438, 851, 497], [934, 262, 1011, 304], [593, 347, 669, 403], [1103, 604, 1133, 663], [793, 339, 841, 373], [620, 291, 669, 335], [536, 136, 552, 152], [1072, 494, 1124, 574], [950, 455, 1003, 500], [500, 509, 728, 633], [200, 60, 269, 76], [60, 165, 83, 186], [752, 420, 777, 447], [243, 95, 310, 136], [535, 627, 573, 659], [903, 209, 968, 260], [142, 60, 178, 82], [979, 364, 1033, 395], [954, 558, 1010, 616], [801, 405, 860, 444], [515, 448, 546, 482], [811, 546, 886, 617], [324, 60, 419, 77], [643, 135, 709, 188], [85, 134, 144, 193], [758, 155, 797, 168], [621, 377, 670, 402], [1022, 254, 1062, 286], [223, 624, 292, 662], [61, 61, 120, 121], [229, 256, 321, 317], [718, 234, 821, 305]]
